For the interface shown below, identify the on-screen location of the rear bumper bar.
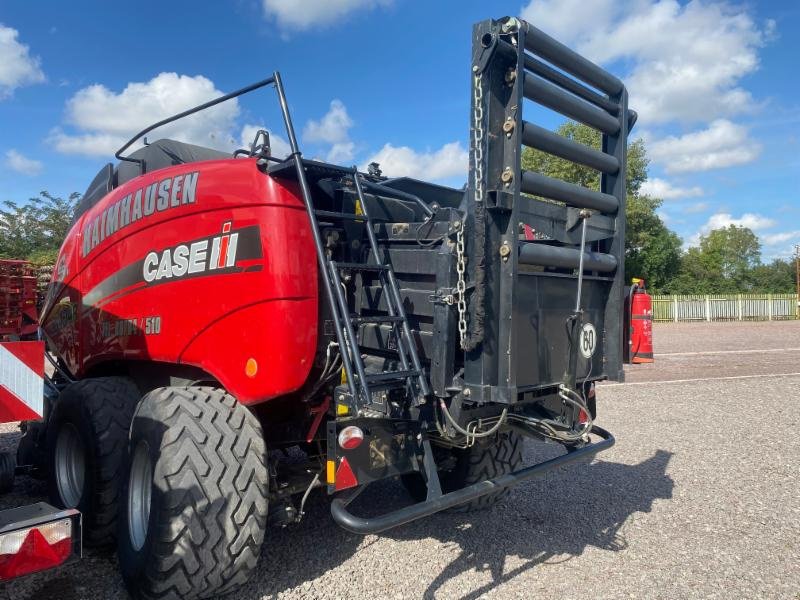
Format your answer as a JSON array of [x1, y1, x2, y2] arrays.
[[331, 425, 615, 534]]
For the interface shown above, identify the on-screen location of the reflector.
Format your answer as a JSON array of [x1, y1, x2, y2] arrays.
[[0, 519, 73, 580], [334, 457, 358, 491], [337, 426, 364, 450]]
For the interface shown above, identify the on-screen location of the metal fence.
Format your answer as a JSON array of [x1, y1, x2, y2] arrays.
[[652, 294, 800, 323]]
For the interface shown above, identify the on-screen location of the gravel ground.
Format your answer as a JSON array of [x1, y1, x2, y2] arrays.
[[2, 322, 799, 599]]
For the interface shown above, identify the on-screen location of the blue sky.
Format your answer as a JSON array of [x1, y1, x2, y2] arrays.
[[1, 1, 798, 259]]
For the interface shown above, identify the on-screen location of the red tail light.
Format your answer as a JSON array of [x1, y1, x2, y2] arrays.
[[337, 426, 364, 450], [0, 518, 74, 580]]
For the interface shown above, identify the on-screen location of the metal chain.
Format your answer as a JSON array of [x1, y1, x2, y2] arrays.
[[455, 70, 486, 350], [472, 69, 486, 206], [456, 222, 467, 349]]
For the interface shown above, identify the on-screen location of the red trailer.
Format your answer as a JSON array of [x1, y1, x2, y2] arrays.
[[0, 260, 39, 342]]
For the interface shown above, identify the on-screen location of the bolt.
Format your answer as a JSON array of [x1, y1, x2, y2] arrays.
[[501, 168, 514, 185], [338, 394, 345, 402], [463, 388, 471, 397], [502, 118, 515, 134], [499, 242, 512, 259], [454, 220, 461, 229], [473, 65, 479, 73]]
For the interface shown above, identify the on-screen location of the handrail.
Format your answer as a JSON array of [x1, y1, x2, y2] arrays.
[[114, 75, 277, 167]]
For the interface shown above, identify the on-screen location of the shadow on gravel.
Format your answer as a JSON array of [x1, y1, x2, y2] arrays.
[[2, 442, 673, 600], [245, 446, 674, 599]]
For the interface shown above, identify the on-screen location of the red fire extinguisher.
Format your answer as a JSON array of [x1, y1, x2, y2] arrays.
[[629, 278, 654, 364]]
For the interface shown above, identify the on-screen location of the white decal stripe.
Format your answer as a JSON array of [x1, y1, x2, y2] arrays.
[[0, 345, 43, 417]]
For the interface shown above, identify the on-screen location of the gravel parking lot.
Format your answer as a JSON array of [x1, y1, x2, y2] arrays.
[[2, 321, 799, 599]]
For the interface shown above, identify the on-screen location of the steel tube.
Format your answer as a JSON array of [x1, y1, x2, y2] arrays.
[[523, 55, 619, 115], [524, 74, 620, 135], [331, 426, 615, 534], [521, 121, 619, 174], [116, 75, 275, 164], [522, 22, 624, 96], [521, 170, 619, 213], [518, 243, 617, 272]]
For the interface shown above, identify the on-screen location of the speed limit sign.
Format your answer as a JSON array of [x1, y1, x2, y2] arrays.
[[580, 322, 597, 359]]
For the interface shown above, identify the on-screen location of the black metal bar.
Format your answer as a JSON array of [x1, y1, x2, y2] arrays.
[[523, 73, 620, 135], [523, 54, 619, 115], [365, 370, 420, 384], [331, 426, 615, 534], [521, 121, 619, 174], [360, 180, 434, 218], [521, 22, 623, 96], [115, 75, 276, 165], [350, 315, 404, 325], [273, 72, 360, 402], [314, 210, 365, 221], [518, 243, 617, 272], [361, 180, 433, 217], [333, 262, 389, 271], [521, 170, 619, 213]]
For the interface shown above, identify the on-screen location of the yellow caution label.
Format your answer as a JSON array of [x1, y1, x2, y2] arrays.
[[336, 403, 350, 416]]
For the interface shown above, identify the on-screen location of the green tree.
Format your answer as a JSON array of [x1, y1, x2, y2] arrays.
[[521, 121, 680, 292], [670, 225, 762, 294], [749, 259, 796, 293], [0, 191, 79, 264]]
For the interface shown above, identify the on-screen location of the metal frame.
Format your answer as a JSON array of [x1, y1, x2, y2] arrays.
[[331, 425, 614, 534], [463, 18, 632, 403]]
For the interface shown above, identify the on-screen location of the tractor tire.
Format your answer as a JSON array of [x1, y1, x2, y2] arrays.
[[401, 430, 524, 512], [0, 452, 16, 494], [46, 376, 140, 546], [118, 386, 268, 600]]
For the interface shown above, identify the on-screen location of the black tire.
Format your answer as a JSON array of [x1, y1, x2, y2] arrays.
[[46, 376, 139, 546], [118, 386, 269, 600], [401, 431, 524, 512], [0, 452, 15, 494]]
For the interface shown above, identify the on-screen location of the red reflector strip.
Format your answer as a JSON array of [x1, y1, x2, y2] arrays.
[[334, 457, 358, 491]]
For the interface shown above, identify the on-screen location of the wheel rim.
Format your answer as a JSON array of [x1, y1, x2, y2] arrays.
[[54, 423, 85, 508], [128, 440, 152, 551]]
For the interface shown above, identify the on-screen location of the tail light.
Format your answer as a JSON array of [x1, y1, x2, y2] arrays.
[[337, 426, 364, 450], [0, 504, 80, 581]]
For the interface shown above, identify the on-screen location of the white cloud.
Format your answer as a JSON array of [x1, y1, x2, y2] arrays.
[[364, 141, 468, 181], [521, 0, 772, 124], [639, 177, 703, 200], [648, 119, 761, 173], [262, 0, 392, 31], [702, 212, 776, 233], [0, 24, 45, 98], [761, 231, 800, 246], [685, 211, 777, 248], [302, 99, 357, 163], [325, 142, 356, 164], [51, 73, 239, 157], [304, 99, 353, 144], [4, 149, 43, 175], [239, 124, 291, 158]]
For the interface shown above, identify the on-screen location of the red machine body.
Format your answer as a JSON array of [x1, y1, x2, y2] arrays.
[[40, 157, 319, 405], [629, 278, 654, 364]]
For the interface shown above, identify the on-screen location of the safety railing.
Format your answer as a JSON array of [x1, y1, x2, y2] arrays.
[[652, 294, 800, 322]]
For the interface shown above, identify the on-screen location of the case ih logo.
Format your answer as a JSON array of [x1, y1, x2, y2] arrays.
[[144, 222, 239, 282]]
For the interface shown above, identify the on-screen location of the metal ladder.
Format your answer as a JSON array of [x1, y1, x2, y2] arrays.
[[312, 168, 430, 409]]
